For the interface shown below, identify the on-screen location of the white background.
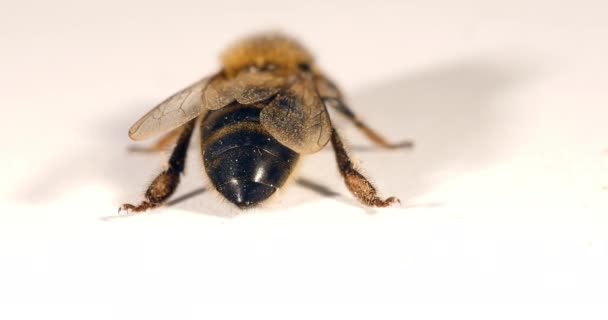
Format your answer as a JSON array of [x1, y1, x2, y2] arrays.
[[1, 0, 608, 319]]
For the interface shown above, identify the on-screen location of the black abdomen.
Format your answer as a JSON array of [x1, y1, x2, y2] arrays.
[[200, 103, 299, 208]]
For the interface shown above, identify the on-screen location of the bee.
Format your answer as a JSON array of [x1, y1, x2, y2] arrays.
[[121, 32, 408, 212]]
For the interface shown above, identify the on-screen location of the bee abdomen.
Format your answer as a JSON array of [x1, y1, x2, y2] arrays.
[[201, 105, 299, 208]]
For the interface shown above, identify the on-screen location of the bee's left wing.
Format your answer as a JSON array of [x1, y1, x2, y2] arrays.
[[260, 75, 331, 154], [128, 77, 210, 141]]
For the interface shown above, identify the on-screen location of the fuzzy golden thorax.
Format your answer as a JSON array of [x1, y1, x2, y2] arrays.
[[221, 33, 314, 77]]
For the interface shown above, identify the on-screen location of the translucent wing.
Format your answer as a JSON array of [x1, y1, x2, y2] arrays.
[[260, 76, 331, 154], [203, 71, 287, 110], [128, 77, 209, 140], [202, 75, 237, 110]]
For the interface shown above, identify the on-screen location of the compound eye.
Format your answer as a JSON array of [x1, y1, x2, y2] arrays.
[[297, 63, 311, 72]]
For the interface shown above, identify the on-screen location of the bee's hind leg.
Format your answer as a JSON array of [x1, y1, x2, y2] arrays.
[[120, 120, 196, 213], [329, 127, 400, 207]]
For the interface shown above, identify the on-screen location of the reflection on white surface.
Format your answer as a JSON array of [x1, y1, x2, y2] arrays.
[[1, 0, 608, 319]]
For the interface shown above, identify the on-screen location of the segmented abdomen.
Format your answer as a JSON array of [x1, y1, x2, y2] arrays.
[[200, 102, 299, 208]]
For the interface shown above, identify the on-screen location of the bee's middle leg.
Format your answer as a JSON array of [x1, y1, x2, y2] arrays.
[[121, 120, 195, 213]]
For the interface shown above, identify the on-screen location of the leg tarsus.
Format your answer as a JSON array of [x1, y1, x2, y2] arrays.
[[351, 122, 413, 149], [120, 169, 180, 213], [120, 201, 157, 214]]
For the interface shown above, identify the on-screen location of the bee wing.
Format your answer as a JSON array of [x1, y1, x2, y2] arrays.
[[202, 75, 237, 110], [128, 77, 209, 141], [203, 71, 287, 110], [260, 76, 331, 154]]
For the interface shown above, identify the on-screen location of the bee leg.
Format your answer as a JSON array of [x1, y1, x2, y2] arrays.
[[330, 127, 400, 207], [128, 127, 183, 153], [323, 98, 413, 149], [120, 120, 196, 213]]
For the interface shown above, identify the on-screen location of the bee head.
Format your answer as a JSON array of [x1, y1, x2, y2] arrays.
[[221, 32, 314, 77]]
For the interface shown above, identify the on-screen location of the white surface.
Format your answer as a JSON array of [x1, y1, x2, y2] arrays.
[[1, 0, 608, 319]]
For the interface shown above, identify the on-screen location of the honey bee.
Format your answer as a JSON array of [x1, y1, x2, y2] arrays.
[[121, 32, 408, 212]]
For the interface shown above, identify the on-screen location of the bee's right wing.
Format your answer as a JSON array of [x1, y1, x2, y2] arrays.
[[128, 77, 210, 141], [260, 75, 332, 154]]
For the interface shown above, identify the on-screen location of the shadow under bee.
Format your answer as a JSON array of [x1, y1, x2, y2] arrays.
[[17, 57, 534, 217]]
